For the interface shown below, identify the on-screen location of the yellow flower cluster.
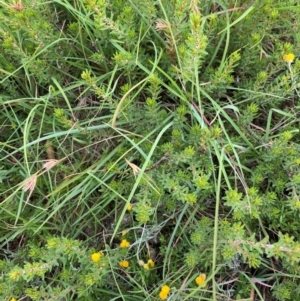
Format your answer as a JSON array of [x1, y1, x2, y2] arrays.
[[143, 259, 155, 270], [159, 285, 170, 300], [11, 298, 17, 301], [195, 273, 206, 287], [119, 260, 129, 268], [91, 252, 103, 263], [120, 239, 130, 248], [283, 53, 295, 63]]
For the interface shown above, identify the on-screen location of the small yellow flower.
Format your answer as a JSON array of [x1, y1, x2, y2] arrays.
[[159, 291, 168, 300], [144, 258, 155, 270], [195, 273, 206, 287], [127, 203, 133, 211], [143, 258, 155, 270], [283, 53, 295, 63], [10, 298, 17, 301], [120, 239, 130, 248], [159, 285, 170, 300], [147, 259, 155, 268], [119, 260, 129, 268], [91, 252, 102, 263], [161, 285, 170, 294]]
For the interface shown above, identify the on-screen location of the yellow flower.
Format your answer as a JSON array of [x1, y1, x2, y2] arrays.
[[10, 299, 17, 301], [143, 263, 150, 270], [159, 291, 168, 300], [142, 258, 155, 270], [120, 239, 130, 248], [127, 203, 133, 211], [161, 285, 170, 294], [147, 259, 155, 268], [159, 285, 170, 299], [91, 252, 102, 263], [144, 258, 155, 270], [283, 53, 295, 63], [195, 273, 206, 287], [119, 260, 129, 268]]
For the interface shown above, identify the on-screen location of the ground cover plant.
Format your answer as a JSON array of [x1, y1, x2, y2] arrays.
[[1, 0, 300, 300]]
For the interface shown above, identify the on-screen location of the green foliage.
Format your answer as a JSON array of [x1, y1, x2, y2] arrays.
[[1, 0, 300, 300]]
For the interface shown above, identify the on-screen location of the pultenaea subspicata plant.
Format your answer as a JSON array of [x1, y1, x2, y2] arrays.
[[1, 1, 300, 301]]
